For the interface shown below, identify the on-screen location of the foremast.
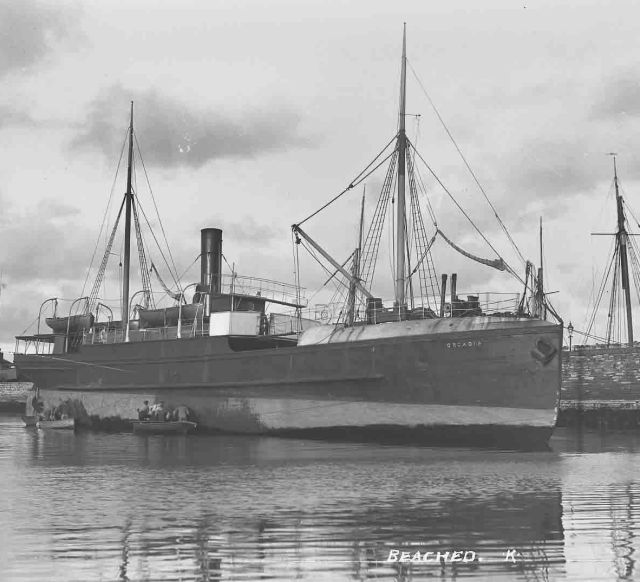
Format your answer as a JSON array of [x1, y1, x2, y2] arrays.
[[614, 156, 634, 346]]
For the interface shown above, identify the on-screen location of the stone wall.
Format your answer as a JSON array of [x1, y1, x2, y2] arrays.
[[0, 381, 33, 412], [562, 346, 640, 400]]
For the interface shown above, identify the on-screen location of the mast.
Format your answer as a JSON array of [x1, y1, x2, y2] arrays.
[[122, 102, 134, 331], [347, 188, 366, 325], [395, 23, 407, 307], [536, 217, 546, 319], [614, 156, 634, 346]]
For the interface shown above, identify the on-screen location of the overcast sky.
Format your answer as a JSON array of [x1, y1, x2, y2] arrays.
[[2, 0, 640, 356]]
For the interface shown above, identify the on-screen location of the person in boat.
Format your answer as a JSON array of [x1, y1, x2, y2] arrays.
[[174, 405, 190, 422], [31, 394, 44, 414], [137, 400, 150, 420], [154, 401, 166, 421]]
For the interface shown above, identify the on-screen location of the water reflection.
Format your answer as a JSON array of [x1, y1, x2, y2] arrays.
[[3, 416, 640, 581]]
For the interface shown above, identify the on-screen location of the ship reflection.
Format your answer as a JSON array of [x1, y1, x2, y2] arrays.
[[18, 431, 568, 581], [11, 418, 640, 581], [563, 478, 640, 581], [105, 487, 563, 582]]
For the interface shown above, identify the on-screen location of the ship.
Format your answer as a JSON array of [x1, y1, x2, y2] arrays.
[[13, 28, 563, 449], [563, 156, 640, 403]]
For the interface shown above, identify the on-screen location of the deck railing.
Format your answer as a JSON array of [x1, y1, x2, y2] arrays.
[[220, 275, 307, 307], [15, 291, 524, 351], [84, 321, 208, 345], [289, 291, 522, 326]]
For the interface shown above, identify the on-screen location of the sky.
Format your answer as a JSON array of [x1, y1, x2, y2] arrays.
[[2, 0, 640, 357]]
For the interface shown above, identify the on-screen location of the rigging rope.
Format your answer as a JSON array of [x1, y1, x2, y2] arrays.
[[407, 59, 527, 267], [88, 197, 126, 313], [407, 150, 440, 308], [134, 133, 181, 289], [150, 264, 181, 301], [131, 195, 155, 308], [295, 135, 398, 226], [134, 194, 183, 294], [81, 128, 129, 298], [408, 232, 438, 277], [408, 140, 523, 284], [360, 150, 399, 289], [437, 229, 507, 272], [585, 239, 618, 340]]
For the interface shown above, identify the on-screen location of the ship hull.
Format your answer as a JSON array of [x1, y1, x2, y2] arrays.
[[14, 317, 562, 449]]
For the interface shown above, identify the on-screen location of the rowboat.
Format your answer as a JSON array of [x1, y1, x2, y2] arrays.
[[139, 304, 203, 328], [45, 313, 94, 334], [36, 418, 75, 430], [132, 420, 197, 435]]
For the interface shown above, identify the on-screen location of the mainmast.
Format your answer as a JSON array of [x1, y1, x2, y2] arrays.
[[614, 156, 634, 346], [395, 24, 408, 308], [122, 102, 134, 330]]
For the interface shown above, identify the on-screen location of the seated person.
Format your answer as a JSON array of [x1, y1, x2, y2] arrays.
[[155, 401, 166, 421], [175, 405, 190, 422], [137, 400, 150, 420]]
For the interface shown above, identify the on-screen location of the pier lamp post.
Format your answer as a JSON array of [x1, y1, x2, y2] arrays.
[[567, 321, 574, 352]]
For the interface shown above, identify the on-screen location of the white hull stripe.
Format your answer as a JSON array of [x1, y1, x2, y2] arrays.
[[39, 391, 557, 432], [226, 398, 557, 430]]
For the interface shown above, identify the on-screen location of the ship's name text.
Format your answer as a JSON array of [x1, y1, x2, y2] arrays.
[[446, 340, 482, 349]]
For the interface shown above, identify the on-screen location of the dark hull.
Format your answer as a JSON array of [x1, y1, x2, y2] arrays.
[[15, 317, 562, 448]]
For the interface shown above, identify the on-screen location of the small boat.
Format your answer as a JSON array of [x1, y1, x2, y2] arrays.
[[132, 420, 197, 435], [46, 313, 94, 334], [139, 304, 203, 328], [36, 418, 75, 430], [22, 415, 37, 427]]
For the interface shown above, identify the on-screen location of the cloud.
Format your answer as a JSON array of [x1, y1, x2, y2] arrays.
[[215, 217, 279, 247], [592, 70, 640, 120], [504, 139, 603, 202], [0, 105, 36, 129], [0, 200, 91, 285], [71, 85, 313, 169], [0, 1, 81, 79], [494, 67, 640, 207], [0, 196, 94, 346]]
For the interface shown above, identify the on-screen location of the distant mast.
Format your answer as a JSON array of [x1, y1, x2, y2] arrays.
[[122, 102, 134, 329], [395, 24, 408, 308], [613, 156, 634, 346]]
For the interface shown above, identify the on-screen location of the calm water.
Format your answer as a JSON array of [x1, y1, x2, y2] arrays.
[[1, 415, 640, 581]]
